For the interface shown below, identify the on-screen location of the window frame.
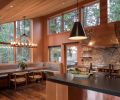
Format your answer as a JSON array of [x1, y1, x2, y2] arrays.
[[82, 1, 100, 27], [0, 19, 33, 64], [63, 9, 77, 32], [107, 0, 120, 23], [48, 14, 62, 34], [48, 46, 61, 62], [48, 9, 77, 34]]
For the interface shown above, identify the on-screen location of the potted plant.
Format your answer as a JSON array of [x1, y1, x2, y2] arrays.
[[18, 61, 28, 70]]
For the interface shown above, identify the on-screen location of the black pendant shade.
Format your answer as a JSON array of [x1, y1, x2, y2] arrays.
[[69, 22, 87, 40]]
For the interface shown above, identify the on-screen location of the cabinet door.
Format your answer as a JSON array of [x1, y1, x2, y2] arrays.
[[46, 81, 56, 100], [56, 83, 68, 100], [46, 81, 68, 100]]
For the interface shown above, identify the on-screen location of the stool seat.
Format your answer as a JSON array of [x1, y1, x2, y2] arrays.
[[29, 75, 42, 79], [10, 77, 26, 83]]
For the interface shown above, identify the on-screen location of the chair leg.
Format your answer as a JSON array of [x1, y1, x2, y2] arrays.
[[25, 74, 27, 86], [15, 75, 16, 90], [8, 74, 11, 88], [15, 82, 16, 90]]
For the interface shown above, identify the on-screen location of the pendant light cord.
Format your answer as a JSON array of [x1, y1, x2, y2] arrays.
[[76, 0, 80, 21], [23, 16, 26, 35]]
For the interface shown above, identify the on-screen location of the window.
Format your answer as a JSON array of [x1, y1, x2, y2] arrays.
[[0, 45, 14, 63], [0, 22, 14, 63], [66, 46, 77, 68], [83, 3, 100, 27], [108, 0, 120, 22], [0, 22, 14, 42], [64, 10, 77, 31], [16, 20, 31, 38], [49, 47, 61, 62], [16, 19, 31, 62], [16, 47, 31, 62], [49, 16, 62, 34]]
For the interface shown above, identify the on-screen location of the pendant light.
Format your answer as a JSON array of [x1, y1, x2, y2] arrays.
[[11, 16, 37, 48], [69, 0, 87, 40]]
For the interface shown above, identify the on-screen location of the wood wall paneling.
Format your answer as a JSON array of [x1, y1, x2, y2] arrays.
[[43, 17, 49, 62], [32, 17, 44, 62], [100, 0, 107, 24]]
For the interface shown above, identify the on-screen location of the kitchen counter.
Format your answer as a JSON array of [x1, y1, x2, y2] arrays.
[[47, 73, 120, 97]]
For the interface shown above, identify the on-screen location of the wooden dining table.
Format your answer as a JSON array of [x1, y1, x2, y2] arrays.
[[0, 66, 48, 75]]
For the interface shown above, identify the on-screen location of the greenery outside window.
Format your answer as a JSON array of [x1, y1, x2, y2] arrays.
[[108, 0, 120, 22], [49, 16, 62, 34], [0, 45, 14, 63], [0, 22, 14, 63], [16, 19, 31, 62], [0, 22, 14, 42], [49, 47, 61, 62], [83, 3, 100, 27], [64, 10, 77, 31]]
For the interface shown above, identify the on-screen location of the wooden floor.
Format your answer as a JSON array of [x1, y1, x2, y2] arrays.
[[0, 82, 46, 100]]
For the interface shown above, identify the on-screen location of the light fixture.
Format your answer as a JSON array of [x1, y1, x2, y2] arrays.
[[11, 17, 37, 48], [88, 41, 94, 46], [69, 0, 87, 40], [10, 5, 14, 8]]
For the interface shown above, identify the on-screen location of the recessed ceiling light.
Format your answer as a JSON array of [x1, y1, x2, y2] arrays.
[[62, 2, 65, 5], [10, 5, 14, 8]]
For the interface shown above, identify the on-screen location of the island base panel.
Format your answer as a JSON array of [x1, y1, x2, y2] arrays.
[[46, 81, 120, 100]]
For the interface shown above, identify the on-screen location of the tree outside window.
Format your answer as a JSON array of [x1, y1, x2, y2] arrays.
[[64, 10, 77, 31], [49, 47, 61, 62], [83, 3, 100, 27], [0, 22, 14, 63], [16, 20, 31, 62], [49, 16, 62, 34], [108, 0, 120, 22]]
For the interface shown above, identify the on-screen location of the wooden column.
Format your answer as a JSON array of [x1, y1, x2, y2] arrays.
[[61, 44, 66, 74], [100, 0, 107, 24], [32, 17, 44, 62]]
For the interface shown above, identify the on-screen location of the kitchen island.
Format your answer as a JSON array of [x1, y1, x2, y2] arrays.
[[46, 73, 120, 100]]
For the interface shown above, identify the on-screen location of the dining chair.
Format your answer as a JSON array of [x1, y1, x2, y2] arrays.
[[9, 72, 28, 90], [28, 70, 43, 83]]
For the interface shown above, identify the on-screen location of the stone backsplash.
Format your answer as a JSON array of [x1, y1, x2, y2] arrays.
[[82, 47, 120, 67]]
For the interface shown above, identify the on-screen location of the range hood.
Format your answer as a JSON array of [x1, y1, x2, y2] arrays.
[[81, 22, 119, 48]]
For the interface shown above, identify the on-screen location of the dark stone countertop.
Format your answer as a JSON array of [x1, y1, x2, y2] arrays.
[[47, 73, 120, 97]]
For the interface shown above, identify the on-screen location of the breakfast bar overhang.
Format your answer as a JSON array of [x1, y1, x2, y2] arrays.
[[46, 74, 120, 100]]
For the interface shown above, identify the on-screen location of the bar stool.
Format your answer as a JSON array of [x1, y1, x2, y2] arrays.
[[9, 72, 28, 90]]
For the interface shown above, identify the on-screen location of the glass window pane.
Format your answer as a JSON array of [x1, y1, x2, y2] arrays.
[[49, 16, 62, 34], [0, 22, 14, 42], [16, 19, 31, 38], [0, 45, 14, 63], [83, 3, 100, 27], [16, 19, 31, 62], [64, 11, 77, 31], [67, 46, 77, 68], [16, 47, 31, 62], [108, 0, 120, 22], [49, 47, 61, 62]]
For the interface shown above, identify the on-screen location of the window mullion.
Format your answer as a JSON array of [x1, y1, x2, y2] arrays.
[[13, 21, 16, 64]]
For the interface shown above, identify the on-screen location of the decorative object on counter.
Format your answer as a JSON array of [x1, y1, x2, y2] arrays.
[[18, 61, 28, 70], [68, 0, 87, 40], [104, 64, 118, 79], [10, 16, 37, 48], [68, 67, 92, 78]]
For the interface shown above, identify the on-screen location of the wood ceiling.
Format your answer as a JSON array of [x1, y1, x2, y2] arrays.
[[0, 0, 83, 24]]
